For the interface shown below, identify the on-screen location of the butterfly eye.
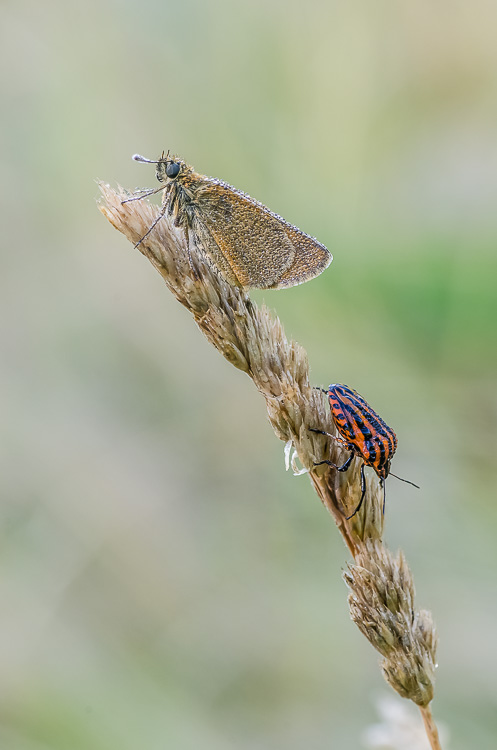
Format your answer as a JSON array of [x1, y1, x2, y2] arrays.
[[166, 162, 180, 179]]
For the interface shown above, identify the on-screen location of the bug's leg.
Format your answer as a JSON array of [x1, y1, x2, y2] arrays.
[[311, 429, 353, 478], [309, 427, 334, 439], [382, 478, 386, 515], [345, 463, 367, 520], [309, 428, 350, 449], [314, 452, 354, 472], [336, 453, 354, 472], [313, 458, 339, 469]]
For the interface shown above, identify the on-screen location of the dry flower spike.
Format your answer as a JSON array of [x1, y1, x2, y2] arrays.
[[98, 180, 442, 750]]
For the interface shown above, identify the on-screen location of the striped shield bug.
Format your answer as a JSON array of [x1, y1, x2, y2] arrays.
[[310, 384, 419, 519]]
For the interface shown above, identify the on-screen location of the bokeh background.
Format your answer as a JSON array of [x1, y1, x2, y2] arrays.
[[1, 1, 496, 748]]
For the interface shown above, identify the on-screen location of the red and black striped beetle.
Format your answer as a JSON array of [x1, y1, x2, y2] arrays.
[[311, 383, 418, 519]]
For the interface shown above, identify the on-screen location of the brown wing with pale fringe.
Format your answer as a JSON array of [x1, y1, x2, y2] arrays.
[[193, 181, 331, 290]]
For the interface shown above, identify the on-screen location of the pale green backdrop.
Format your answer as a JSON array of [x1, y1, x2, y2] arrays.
[[1, 1, 496, 748]]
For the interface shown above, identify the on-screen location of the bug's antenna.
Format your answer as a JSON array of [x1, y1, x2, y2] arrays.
[[132, 154, 160, 164], [390, 473, 420, 489]]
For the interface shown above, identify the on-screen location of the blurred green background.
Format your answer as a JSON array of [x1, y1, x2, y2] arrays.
[[1, 1, 496, 748]]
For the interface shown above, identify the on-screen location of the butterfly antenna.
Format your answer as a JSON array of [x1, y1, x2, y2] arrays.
[[132, 154, 160, 164], [390, 472, 420, 489]]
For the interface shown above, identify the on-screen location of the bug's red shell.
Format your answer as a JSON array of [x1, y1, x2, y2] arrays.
[[327, 384, 397, 480]]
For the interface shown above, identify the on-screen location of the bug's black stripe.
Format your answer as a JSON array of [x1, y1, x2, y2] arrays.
[[383, 427, 395, 456], [345, 388, 396, 456], [367, 412, 393, 466], [371, 410, 396, 455], [348, 411, 372, 440], [329, 393, 356, 443], [356, 409, 379, 467], [339, 395, 379, 468], [365, 438, 378, 467], [388, 422, 397, 453], [375, 434, 388, 474], [361, 413, 393, 476], [340, 398, 365, 439]]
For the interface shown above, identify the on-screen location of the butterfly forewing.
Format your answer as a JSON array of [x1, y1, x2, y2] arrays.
[[195, 181, 296, 288], [270, 226, 331, 290]]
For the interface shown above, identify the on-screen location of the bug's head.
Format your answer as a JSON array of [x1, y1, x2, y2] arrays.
[[132, 152, 189, 184], [381, 459, 392, 480]]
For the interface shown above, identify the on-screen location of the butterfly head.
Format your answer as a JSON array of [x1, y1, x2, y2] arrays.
[[132, 152, 189, 184]]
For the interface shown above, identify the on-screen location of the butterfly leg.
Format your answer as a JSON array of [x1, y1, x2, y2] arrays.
[[121, 186, 164, 205], [183, 226, 200, 280], [133, 205, 168, 249]]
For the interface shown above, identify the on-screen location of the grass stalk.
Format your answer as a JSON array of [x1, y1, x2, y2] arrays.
[[98, 183, 442, 748]]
